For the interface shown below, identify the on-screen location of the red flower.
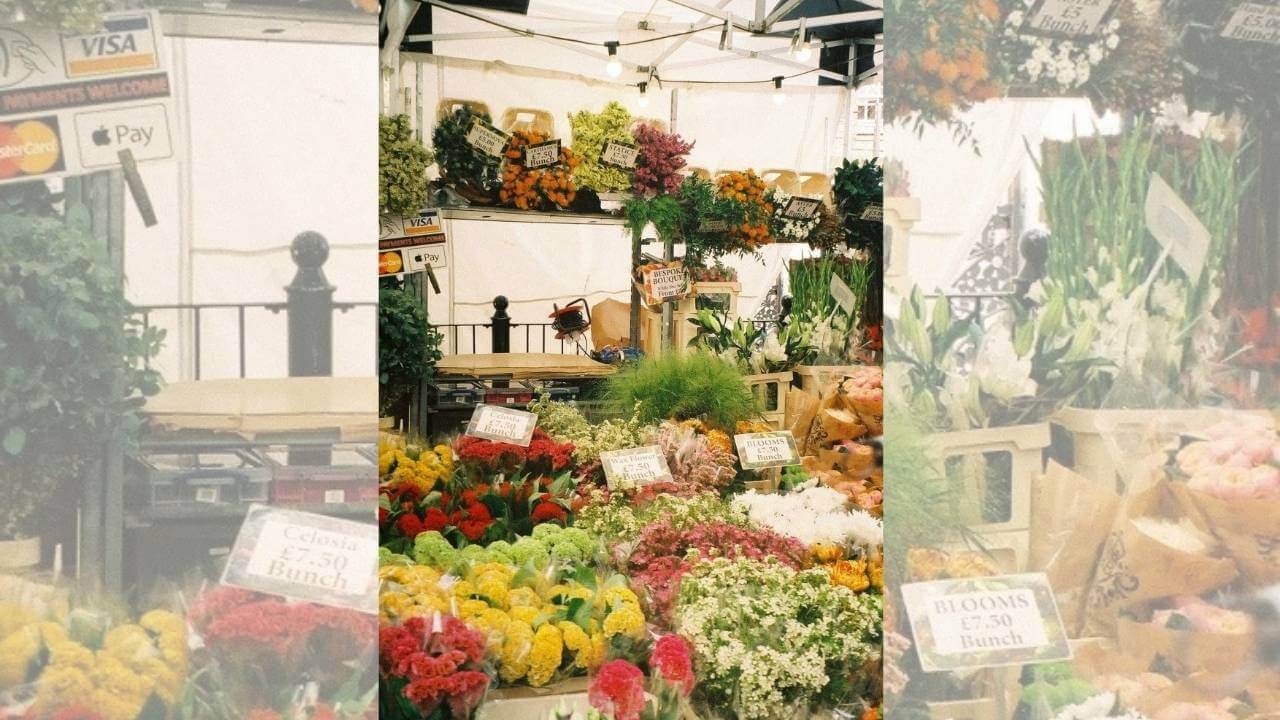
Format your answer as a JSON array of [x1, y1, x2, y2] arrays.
[[530, 502, 567, 525], [459, 519, 490, 542], [381, 616, 492, 718], [396, 514, 425, 540], [465, 502, 492, 523], [378, 507, 389, 525], [497, 481, 513, 498], [588, 660, 646, 720], [423, 507, 450, 532], [649, 634, 694, 695]]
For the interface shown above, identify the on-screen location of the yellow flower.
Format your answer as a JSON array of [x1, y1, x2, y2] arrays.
[[0, 624, 41, 686], [499, 620, 534, 683], [510, 605, 539, 626], [476, 577, 511, 608], [35, 663, 94, 714], [379, 450, 397, 475], [526, 623, 563, 687], [811, 542, 845, 564], [603, 605, 645, 640], [0, 604, 38, 638], [459, 599, 490, 618], [705, 429, 733, 455], [597, 585, 640, 612], [557, 621, 592, 669], [831, 560, 871, 593], [509, 587, 542, 608], [587, 631, 607, 668]]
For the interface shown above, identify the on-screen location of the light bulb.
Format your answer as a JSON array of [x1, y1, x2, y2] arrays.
[[637, 82, 649, 107], [605, 42, 622, 78], [794, 43, 812, 62], [772, 90, 786, 106], [638, 93, 650, 108]]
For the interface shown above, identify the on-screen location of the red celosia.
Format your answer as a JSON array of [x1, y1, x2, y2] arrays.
[[381, 616, 491, 719], [649, 634, 695, 695], [396, 513, 426, 540], [423, 507, 450, 532], [588, 660, 646, 720], [530, 501, 567, 525]]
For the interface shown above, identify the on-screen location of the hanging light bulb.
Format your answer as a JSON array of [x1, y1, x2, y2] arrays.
[[605, 41, 623, 78], [772, 76, 785, 106], [791, 18, 811, 62], [637, 81, 650, 108], [794, 37, 812, 62]]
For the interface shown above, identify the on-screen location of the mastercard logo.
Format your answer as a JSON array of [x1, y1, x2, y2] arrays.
[[379, 251, 404, 275], [0, 117, 65, 180]]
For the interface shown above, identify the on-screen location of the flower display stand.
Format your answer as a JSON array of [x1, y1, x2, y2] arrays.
[[883, 197, 921, 301], [926, 698, 998, 720], [1050, 407, 1267, 488], [930, 423, 1048, 534], [641, 281, 741, 357], [744, 371, 792, 430], [0, 536, 41, 570]]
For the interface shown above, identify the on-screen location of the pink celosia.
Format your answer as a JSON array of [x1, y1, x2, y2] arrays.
[[588, 660, 647, 720]]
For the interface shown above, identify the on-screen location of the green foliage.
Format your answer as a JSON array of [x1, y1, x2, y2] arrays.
[[2, 0, 104, 31], [0, 207, 164, 538], [623, 176, 769, 268], [378, 279, 441, 417], [568, 101, 634, 193], [623, 193, 682, 240], [833, 158, 883, 250], [379, 114, 433, 216], [687, 310, 815, 373], [431, 106, 501, 191], [604, 351, 760, 430], [788, 256, 872, 325]]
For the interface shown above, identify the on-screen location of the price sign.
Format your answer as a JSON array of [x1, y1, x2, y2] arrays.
[[830, 273, 857, 315], [734, 431, 800, 470], [465, 119, 509, 157], [697, 219, 729, 232], [901, 573, 1071, 671], [1145, 173, 1210, 282], [221, 505, 378, 614], [860, 203, 883, 221], [783, 196, 822, 220], [600, 446, 674, 490], [642, 266, 690, 305], [465, 405, 538, 446], [524, 139, 561, 168], [601, 140, 639, 169], [1022, 0, 1117, 37], [1221, 3, 1280, 45]]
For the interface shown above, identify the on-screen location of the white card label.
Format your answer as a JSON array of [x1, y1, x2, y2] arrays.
[[734, 431, 800, 470], [465, 405, 538, 446], [1145, 173, 1211, 282], [642, 266, 690, 305], [1023, 0, 1117, 37], [698, 219, 729, 232], [194, 486, 219, 504], [221, 505, 378, 614], [1221, 3, 1280, 45], [523, 139, 561, 168], [830, 273, 857, 315], [600, 446, 674, 490], [465, 119, 509, 157], [323, 489, 346, 504], [860, 203, 883, 221], [901, 573, 1072, 671], [782, 196, 822, 220], [601, 140, 639, 169]]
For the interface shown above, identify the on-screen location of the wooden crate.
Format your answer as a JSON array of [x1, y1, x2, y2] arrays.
[[744, 371, 792, 430], [640, 282, 742, 356], [930, 423, 1049, 537], [793, 364, 864, 393]]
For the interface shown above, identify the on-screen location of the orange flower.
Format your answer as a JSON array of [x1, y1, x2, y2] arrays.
[[920, 49, 942, 72]]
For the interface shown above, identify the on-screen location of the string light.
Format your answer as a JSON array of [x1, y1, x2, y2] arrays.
[[605, 41, 622, 78], [790, 18, 811, 62], [772, 76, 785, 105], [637, 81, 650, 107]]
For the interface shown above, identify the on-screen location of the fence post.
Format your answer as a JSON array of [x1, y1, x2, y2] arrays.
[[491, 295, 511, 353], [286, 231, 335, 377]]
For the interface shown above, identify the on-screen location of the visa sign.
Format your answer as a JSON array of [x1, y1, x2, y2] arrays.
[[61, 14, 159, 78]]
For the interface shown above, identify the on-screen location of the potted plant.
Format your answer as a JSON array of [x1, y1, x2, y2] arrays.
[[431, 105, 502, 204], [0, 208, 163, 568]]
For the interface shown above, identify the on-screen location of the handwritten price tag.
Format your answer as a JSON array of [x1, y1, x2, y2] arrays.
[[697, 219, 729, 232], [601, 140, 639, 169], [782, 196, 822, 220], [465, 405, 538, 446], [860, 203, 883, 221], [901, 573, 1071, 671], [830, 273, 857, 315], [524, 139, 561, 168], [465, 119, 510, 157], [1022, 0, 1117, 37], [221, 505, 379, 613], [600, 446, 673, 490], [642, 266, 690, 305], [734, 431, 800, 470], [1221, 2, 1280, 45]]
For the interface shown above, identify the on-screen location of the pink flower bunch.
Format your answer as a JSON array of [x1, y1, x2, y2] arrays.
[[1151, 596, 1253, 635], [626, 520, 807, 624], [380, 615, 491, 719], [588, 660, 647, 720], [1177, 419, 1280, 500], [648, 634, 694, 695], [631, 122, 694, 197], [653, 423, 736, 492]]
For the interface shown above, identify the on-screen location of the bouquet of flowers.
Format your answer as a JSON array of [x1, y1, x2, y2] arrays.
[[650, 421, 737, 494], [765, 188, 822, 244], [184, 587, 377, 719], [585, 634, 695, 720], [672, 558, 881, 719], [379, 614, 490, 719], [408, 524, 599, 572], [379, 561, 649, 688], [631, 123, 693, 198], [998, 4, 1121, 93], [499, 129, 581, 211], [568, 102, 635, 194], [528, 395, 652, 471], [573, 491, 748, 546], [731, 486, 883, 549]]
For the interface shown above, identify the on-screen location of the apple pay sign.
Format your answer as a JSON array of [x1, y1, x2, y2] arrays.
[[73, 103, 172, 169]]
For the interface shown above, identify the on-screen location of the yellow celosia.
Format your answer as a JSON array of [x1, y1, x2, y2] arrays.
[[526, 623, 563, 687], [509, 605, 539, 626], [499, 620, 534, 683], [508, 587, 541, 608], [557, 621, 593, 670], [596, 586, 640, 611], [0, 624, 42, 686], [602, 605, 645, 640]]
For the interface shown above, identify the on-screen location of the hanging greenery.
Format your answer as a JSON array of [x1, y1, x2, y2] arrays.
[[432, 105, 502, 197], [378, 279, 441, 418], [2, 0, 103, 32], [379, 115, 433, 217], [833, 158, 884, 251]]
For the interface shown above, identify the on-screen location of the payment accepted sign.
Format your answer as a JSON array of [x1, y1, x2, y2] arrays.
[[0, 11, 175, 184]]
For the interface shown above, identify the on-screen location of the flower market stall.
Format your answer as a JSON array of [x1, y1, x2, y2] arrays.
[[377, 2, 885, 718], [883, 1, 1280, 719]]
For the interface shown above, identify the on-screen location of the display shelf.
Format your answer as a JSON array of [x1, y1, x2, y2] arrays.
[[126, 501, 376, 526], [440, 207, 627, 226]]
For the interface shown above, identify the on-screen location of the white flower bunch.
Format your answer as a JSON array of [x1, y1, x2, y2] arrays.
[[732, 487, 883, 547], [1003, 10, 1120, 90], [1052, 692, 1150, 720], [768, 188, 822, 243]]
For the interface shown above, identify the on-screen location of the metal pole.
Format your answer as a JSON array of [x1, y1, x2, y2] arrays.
[[629, 224, 643, 349], [491, 295, 511, 353], [286, 232, 335, 377]]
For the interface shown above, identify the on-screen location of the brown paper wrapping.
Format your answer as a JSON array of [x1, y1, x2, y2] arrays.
[[1115, 618, 1252, 678], [1080, 518, 1237, 637], [818, 407, 866, 444], [1169, 483, 1280, 586], [1030, 462, 1122, 636]]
